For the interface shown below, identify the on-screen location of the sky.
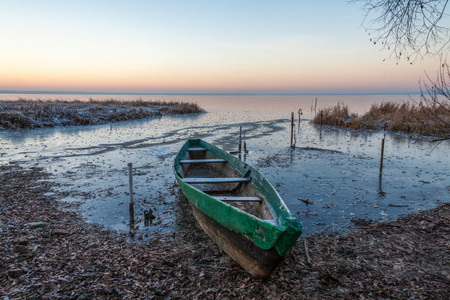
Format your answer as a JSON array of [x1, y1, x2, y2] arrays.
[[0, 0, 443, 95]]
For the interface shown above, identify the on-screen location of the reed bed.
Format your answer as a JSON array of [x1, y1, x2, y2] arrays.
[[312, 101, 450, 137], [0, 98, 204, 129], [311, 103, 376, 130]]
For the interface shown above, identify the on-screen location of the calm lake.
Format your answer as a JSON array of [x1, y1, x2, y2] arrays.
[[1, 94, 449, 237]]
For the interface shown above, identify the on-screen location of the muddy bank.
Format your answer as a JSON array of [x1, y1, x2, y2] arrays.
[[1, 164, 448, 299], [0, 98, 204, 129]]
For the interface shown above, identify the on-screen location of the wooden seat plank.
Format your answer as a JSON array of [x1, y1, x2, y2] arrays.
[[182, 177, 250, 184], [213, 196, 262, 202], [180, 159, 226, 164], [187, 147, 206, 151]]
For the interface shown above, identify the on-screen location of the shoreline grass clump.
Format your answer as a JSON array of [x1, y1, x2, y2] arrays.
[[363, 101, 450, 137], [312, 100, 450, 138], [311, 103, 376, 130], [0, 98, 204, 130]]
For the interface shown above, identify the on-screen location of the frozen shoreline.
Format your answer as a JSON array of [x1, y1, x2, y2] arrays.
[[1, 95, 448, 238], [0, 99, 204, 129]]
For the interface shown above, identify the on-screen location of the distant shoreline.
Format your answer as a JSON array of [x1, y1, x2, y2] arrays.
[[0, 98, 204, 130], [0, 90, 422, 96]]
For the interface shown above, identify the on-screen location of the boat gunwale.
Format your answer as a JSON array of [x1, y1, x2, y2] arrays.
[[174, 171, 285, 250], [173, 139, 302, 255]]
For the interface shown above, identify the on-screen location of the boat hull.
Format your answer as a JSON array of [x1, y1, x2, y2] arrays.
[[173, 139, 302, 278], [190, 203, 283, 278]]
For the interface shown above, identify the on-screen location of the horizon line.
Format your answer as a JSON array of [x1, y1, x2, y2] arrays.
[[0, 89, 421, 96]]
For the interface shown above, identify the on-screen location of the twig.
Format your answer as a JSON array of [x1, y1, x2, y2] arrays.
[[198, 264, 240, 271], [297, 197, 314, 205], [388, 203, 409, 207], [304, 239, 312, 265], [428, 140, 444, 155]]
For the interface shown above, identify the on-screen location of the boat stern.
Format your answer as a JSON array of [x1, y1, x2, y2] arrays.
[[274, 217, 303, 256]]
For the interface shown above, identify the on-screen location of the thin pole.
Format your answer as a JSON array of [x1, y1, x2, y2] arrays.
[[128, 163, 135, 226], [379, 123, 387, 174], [239, 125, 242, 153], [290, 112, 294, 147], [314, 98, 317, 116], [298, 109, 302, 130], [320, 110, 323, 128], [379, 139, 385, 173]]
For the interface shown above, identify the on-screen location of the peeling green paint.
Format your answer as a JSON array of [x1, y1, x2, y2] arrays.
[[173, 139, 302, 257]]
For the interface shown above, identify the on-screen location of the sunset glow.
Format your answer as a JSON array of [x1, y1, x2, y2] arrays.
[[0, 1, 440, 94]]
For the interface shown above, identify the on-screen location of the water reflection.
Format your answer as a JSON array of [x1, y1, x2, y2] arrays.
[[377, 173, 386, 197], [0, 94, 448, 238]]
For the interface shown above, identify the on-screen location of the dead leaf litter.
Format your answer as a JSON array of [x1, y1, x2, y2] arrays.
[[1, 164, 448, 299]]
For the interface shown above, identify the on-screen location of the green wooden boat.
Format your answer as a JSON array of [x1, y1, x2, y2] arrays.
[[173, 139, 302, 278]]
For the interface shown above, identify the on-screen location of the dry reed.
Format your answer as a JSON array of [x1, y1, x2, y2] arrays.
[[311, 100, 450, 137], [0, 98, 204, 129], [362, 101, 449, 136], [311, 103, 375, 130]]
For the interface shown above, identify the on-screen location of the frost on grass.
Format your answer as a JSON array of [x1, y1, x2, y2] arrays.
[[0, 98, 204, 129]]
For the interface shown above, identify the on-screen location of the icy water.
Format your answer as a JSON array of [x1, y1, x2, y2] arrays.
[[0, 94, 449, 237]]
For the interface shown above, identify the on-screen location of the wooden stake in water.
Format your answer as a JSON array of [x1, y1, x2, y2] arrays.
[[239, 125, 242, 153], [378, 173, 385, 196], [144, 210, 149, 226], [379, 123, 387, 174], [379, 138, 385, 173], [290, 112, 294, 148], [298, 109, 302, 130], [128, 163, 135, 226], [320, 110, 323, 128], [319, 110, 324, 139], [314, 98, 318, 116]]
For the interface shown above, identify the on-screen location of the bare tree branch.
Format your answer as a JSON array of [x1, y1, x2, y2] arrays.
[[352, 0, 450, 141], [416, 60, 450, 139], [351, 0, 450, 62]]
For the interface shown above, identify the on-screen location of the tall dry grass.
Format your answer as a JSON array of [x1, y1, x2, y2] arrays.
[[362, 101, 449, 136], [312, 100, 450, 137], [311, 103, 375, 130]]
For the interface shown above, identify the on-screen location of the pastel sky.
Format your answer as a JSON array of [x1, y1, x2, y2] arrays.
[[0, 0, 442, 94]]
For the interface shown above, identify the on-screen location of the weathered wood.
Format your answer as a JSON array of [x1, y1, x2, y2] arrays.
[[380, 122, 387, 174], [214, 196, 262, 202], [128, 163, 134, 226], [314, 98, 318, 116], [297, 197, 314, 205], [190, 203, 283, 278], [233, 169, 252, 194], [304, 239, 312, 265], [26, 222, 48, 229], [388, 203, 409, 207], [239, 125, 242, 153], [173, 139, 303, 278], [187, 147, 206, 151], [290, 112, 294, 147], [179, 159, 226, 164], [182, 177, 250, 184], [320, 110, 323, 127], [380, 138, 385, 173]]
